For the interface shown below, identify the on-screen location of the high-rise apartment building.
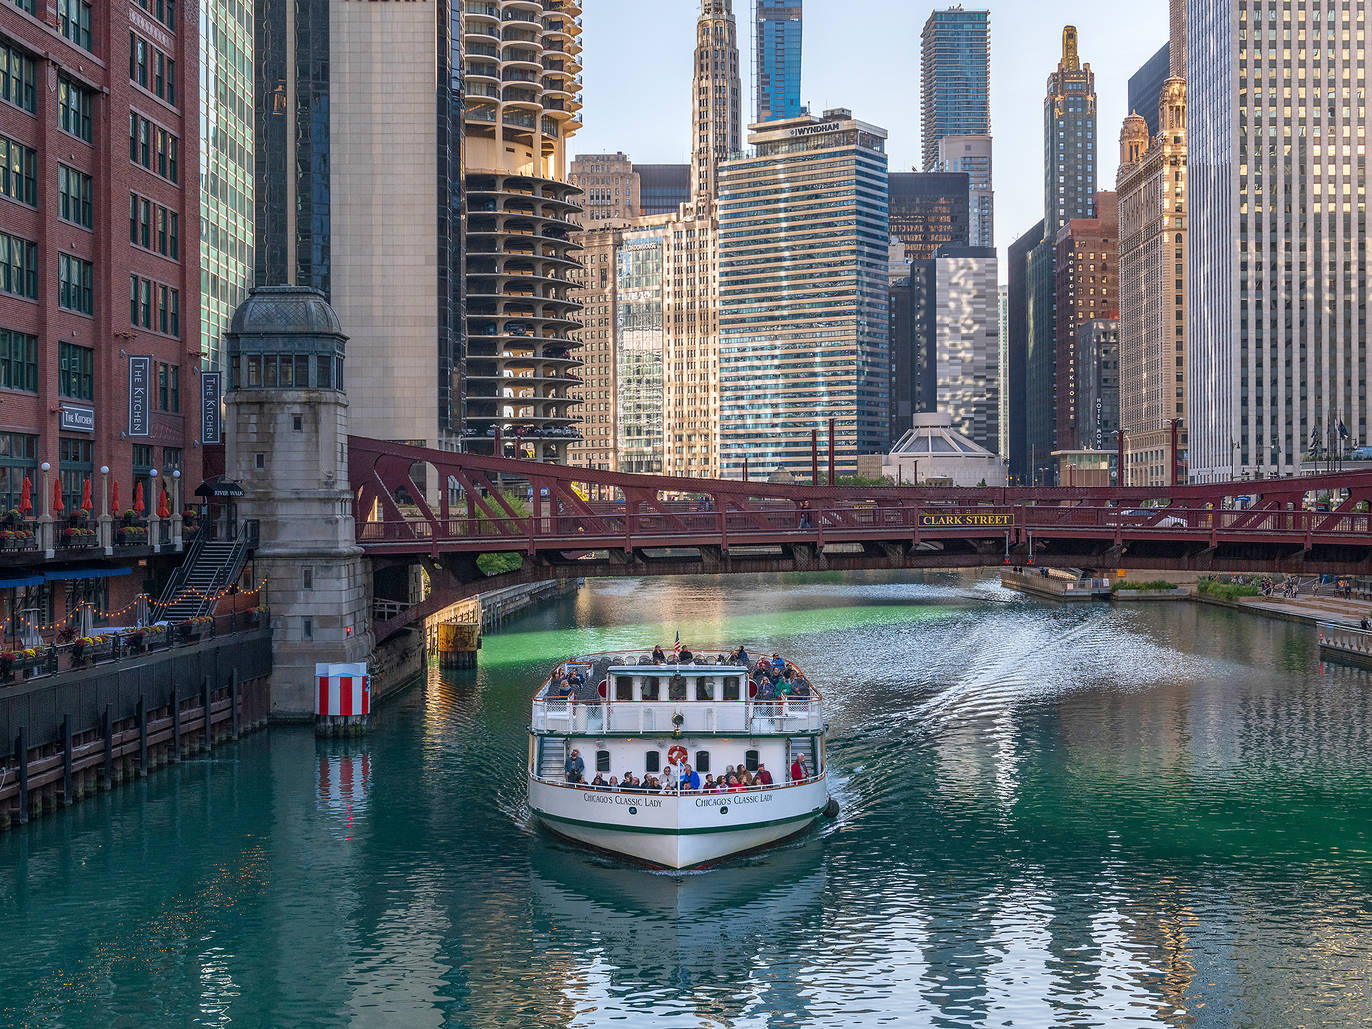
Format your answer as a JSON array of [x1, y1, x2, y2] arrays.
[[568, 224, 621, 470], [1187, 0, 1366, 480], [462, 0, 585, 462], [570, 153, 639, 223], [616, 222, 668, 473], [888, 267, 935, 446], [254, 0, 466, 449], [201, 0, 254, 371], [997, 282, 1009, 459], [0, 0, 202, 613], [937, 134, 993, 247], [1117, 1, 1187, 486], [692, 0, 742, 203], [1022, 26, 1097, 482], [1128, 42, 1170, 138], [756, 0, 802, 123], [718, 110, 890, 478], [1053, 191, 1117, 452], [889, 172, 971, 263], [933, 248, 1000, 452], [920, 7, 991, 172]]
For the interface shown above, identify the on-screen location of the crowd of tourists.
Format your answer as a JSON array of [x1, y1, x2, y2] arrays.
[[560, 749, 811, 792]]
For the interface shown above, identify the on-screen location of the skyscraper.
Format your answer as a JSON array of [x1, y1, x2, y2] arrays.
[[932, 247, 1000, 452], [1188, 0, 1367, 481], [937, 134, 994, 247], [756, 0, 803, 123], [1006, 221, 1044, 483], [201, 0, 255, 371], [1053, 191, 1118, 452], [997, 282, 1009, 460], [1128, 42, 1170, 138], [635, 165, 692, 215], [888, 172, 971, 263], [462, 1, 586, 462], [254, 0, 467, 450], [692, 0, 743, 203], [569, 153, 639, 222], [920, 8, 991, 172], [1023, 26, 1097, 482], [718, 110, 890, 478], [1117, 0, 1187, 486]]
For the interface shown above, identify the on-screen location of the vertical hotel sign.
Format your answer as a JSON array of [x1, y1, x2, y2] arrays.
[[201, 372, 222, 444], [128, 356, 152, 437]]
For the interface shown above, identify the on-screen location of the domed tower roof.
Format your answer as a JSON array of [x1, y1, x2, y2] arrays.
[[228, 285, 345, 338], [1119, 111, 1150, 166]]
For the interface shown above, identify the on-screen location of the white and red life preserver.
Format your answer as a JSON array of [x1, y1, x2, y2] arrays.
[[597, 678, 608, 699], [668, 745, 688, 765]]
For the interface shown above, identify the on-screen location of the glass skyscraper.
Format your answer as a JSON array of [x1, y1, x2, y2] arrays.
[[200, 0, 256, 372], [615, 227, 667, 474], [718, 110, 890, 478], [756, 0, 802, 123], [920, 8, 990, 172]]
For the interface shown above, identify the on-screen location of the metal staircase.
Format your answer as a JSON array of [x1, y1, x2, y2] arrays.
[[539, 738, 567, 779], [153, 526, 251, 622]]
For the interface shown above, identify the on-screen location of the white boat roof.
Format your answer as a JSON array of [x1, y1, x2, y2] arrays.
[[606, 663, 748, 675]]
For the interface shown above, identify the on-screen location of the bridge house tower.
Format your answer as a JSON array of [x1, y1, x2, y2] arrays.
[[224, 287, 375, 720]]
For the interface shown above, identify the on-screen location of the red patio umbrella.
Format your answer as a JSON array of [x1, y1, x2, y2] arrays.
[[18, 477, 32, 515], [52, 476, 64, 514], [157, 486, 170, 519], [81, 478, 93, 513], [110, 480, 119, 517], [133, 481, 145, 515]]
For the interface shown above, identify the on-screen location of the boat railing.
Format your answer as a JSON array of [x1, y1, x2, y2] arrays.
[[530, 771, 825, 792], [531, 697, 823, 734]]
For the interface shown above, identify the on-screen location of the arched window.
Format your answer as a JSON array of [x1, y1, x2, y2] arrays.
[[745, 749, 759, 772], [596, 750, 610, 773]]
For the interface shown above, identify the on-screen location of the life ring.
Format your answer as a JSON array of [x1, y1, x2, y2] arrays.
[[668, 745, 688, 765], [597, 679, 607, 699]]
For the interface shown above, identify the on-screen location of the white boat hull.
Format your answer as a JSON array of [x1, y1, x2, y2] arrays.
[[529, 775, 829, 870]]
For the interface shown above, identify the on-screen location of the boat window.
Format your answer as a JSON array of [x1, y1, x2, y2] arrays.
[[615, 676, 634, 700], [645, 750, 660, 773], [745, 749, 759, 772], [596, 750, 610, 773], [641, 677, 659, 700], [695, 678, 714, 701], [668, 674, 687, 701], [723, 676, 741, 700], [695, 750, 710, 773]]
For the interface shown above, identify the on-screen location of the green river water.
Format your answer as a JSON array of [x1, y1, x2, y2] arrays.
[[2, 571, 1372, 1028]]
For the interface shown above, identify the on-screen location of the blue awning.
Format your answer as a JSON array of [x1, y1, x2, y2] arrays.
[[0, 574, 44, 588], [42, 567, 133, 582]]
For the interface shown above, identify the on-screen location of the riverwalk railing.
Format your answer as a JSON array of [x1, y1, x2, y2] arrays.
[[531, 698, 823, 735], [1317, 621, 1372, 655]]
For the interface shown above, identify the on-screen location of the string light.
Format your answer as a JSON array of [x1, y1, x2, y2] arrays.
[[3, 578, 269, 634]]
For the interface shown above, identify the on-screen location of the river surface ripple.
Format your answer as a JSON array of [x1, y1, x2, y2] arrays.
[[3, 571, 1372, 1028]]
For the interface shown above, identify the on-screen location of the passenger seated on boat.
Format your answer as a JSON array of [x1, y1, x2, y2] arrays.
[[568, 667, 587, 687], [608, 776, 620, 791], [680, 763, 700, 791], [552, 677, 576, 699], [702, 774, 716, 791], [726, 774, 742, 791], [756, 677, 776, 700], [622, 771, 639, 789], [651, 645, 667, 664], [728, 645, 749, 665], [661, 761, 678, 792], [793, 676, 811, 698], [757, 763, 773, 785], [679, 647, 693, 662], [771, 653, 785, 674], [590, 773, 607, 788]]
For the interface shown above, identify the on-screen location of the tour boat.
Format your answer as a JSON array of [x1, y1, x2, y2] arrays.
[[527, 650, 832, 870]]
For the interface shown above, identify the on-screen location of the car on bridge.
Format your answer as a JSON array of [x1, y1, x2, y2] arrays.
[[1110, 508, 1188, 528]]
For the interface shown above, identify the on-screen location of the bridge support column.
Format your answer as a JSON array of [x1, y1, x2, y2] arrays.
[[224, 287, 376, 727]]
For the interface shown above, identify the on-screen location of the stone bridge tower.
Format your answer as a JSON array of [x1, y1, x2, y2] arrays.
[[224, 287, 374, 720]]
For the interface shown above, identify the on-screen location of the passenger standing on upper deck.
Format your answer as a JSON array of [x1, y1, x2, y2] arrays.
[[565, 749, 585, 783]]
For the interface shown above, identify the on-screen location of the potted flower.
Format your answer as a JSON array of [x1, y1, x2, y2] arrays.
[[20, 646, 38, 678], [60, 526, 96, 547], [117, 524, 148, 545], [0, 650, 15, 682], [127, 629, 147, 654]]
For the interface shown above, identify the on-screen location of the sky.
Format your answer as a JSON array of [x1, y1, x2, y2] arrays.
[[574, 0, 1171, 266]]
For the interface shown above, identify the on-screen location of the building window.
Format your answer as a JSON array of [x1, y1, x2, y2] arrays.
[[58, 436, 92, 513], [58, 0, 93, 52], [156, 361, 179, 411], [58, 166, 93, 228], [0, 231, 37, 299], [131, 443, 154, 481], [57, 76, 92, 142], [129, 275, 179, 336], [58, 342, 93, 400], [58, 254, 93, 314], [0, 41, 36, 114], [160, 446, 180, 472], [133, 0, 174, 32], [0, 430, 37, 512], [6, 0, 38, 16], [302, 617, 312, 639], [129, 32, 175, 104], [0, 328, 37, 393], [302, 567, 313, 590], [129, 113, 178, 183], [0, 135, 36, 206]]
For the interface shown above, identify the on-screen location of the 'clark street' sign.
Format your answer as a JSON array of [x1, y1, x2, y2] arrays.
[[917, 513, 1015, 529]]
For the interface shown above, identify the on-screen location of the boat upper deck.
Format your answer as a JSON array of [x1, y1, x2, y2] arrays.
[[532, 650, 823, 736]]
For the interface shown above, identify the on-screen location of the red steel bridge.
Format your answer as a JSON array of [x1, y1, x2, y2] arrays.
[[348, 437, 1372, 640]]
